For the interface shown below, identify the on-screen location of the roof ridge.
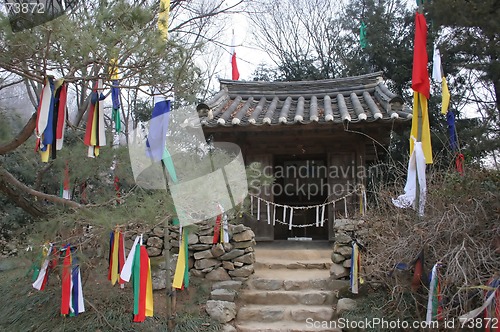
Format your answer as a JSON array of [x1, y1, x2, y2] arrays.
[[219, 71, 384, 86]]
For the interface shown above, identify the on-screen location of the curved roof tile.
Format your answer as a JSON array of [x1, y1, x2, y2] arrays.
[[198, 72, 411, 127]]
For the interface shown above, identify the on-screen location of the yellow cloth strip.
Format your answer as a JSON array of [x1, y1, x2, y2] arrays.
[[40, 147, 50, 163], [54, 78, 64, 92], [109, 58, 119, 80], [351, 243, 359, 294], [441, 77, 450, 115], [410, 92, 433, 164], [111, 230, 119, 285], [172, 232, 186, 288], [90, 104, 98, 146], [145, 258, 154, 317], [158, 0, 170, 40]]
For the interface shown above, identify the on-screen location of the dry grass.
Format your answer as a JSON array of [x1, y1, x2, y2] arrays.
[[359, 168, 500, 322]]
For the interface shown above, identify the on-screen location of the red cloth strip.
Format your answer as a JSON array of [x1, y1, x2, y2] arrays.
[[107, 232, 114, 281], [56, 83, 67, 139], [456, 154, 465, 176], [213, 214, 221, 244], [133, 246, 149, 322], [60, 248, 71, 315], [118, 232, 125, 284]]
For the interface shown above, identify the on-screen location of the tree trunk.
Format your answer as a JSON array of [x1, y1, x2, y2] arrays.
[[0, 166, 82, 211], [0, 179, 46, 217], [0, 112, 36, 155]]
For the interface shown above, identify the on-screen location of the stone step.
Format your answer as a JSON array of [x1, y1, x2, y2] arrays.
[[254, 260, 332, 270], [236, 321, 342, 332], [253, 267, 331, 281], [237, 304, 335, 322], [239, 290, 336, 305], [248, 274, 349, 292]]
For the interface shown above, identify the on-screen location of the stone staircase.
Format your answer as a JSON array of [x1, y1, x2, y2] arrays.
[[235, 241, 348, 332]]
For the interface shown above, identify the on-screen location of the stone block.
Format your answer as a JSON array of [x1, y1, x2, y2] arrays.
[[219, 249, 244, 261], [232, 230, 255, 242], [211, 243, 225, 257], [194, 249, 214, 260], [211, 288, 236, 302], [205, 300, 236, 323], [228, 264, 254, 277], [233, 252, 255, 265], [194, 258, 219, 270], [206, 267, 231, 281]]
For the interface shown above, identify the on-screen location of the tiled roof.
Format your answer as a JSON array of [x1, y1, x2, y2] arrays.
[[197, 72, 412, 128]]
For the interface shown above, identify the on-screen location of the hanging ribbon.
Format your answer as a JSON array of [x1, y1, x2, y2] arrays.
[[288, 207, 294, 230], [350, 242, 363, 294], [315, 206, 319, 227], [55, 81, 67, 151], [173, 228, 188, 290], [283, 206, 287, 226], [257, 197, 260, 221], [222, 209, 229, 243], [35, 78, 66, 162], [60, 246, 72, 315], [447, 110, 457, 151], [250, 195, 253, 216], [70, 263, 85, 316], [267, 201, 271, 225], [456, 154, 465, 176], [360, 21, 367, 49], [320, 204, 325, 227], [344, 197, 348, 218], [61, 161, 71, 200], [32, 243, 54, 291], [484, 277, 500, 332], [108, 230, 126, 286], [119, 236, 139, 283], [132, 238, 153, 322], [35, 77, 54, 162], [272, 204, 276, 226], [426, 263, 443, 322], [114, 176, 121, 204], [411, 249, 425, 291], [109, 58, 121, 133], [84, 79, 106, 158]]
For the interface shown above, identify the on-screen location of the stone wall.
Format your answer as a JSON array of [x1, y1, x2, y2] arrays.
[[329, 219, 366, 280], [124, 222, 256, 289]]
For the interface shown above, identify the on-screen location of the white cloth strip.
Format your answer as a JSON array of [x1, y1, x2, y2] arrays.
[[120, 236, 140, 282], [315, 206, 319, 227], [426, 264, 438, 323], [283, 206, 287, 226], [266, 202, 271, 225], [273, 204, 276, 226], [320, 204, 325, 227], [344, 197, 348, 218], [32, 243, 53, 290], [250, 195, 253, 216], [257, 197, 260, 221], [77, 268, 85, 313], [222, 213, 230, 243], [288, 207, 294, 230], [458, 289, 497, 321], [333, 201, 336, 223]]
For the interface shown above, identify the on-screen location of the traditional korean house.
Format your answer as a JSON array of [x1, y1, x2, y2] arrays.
[[197, 72, 411, 241]]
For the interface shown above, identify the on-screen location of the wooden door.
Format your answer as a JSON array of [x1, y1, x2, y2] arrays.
[[244, 154, 274, 241]]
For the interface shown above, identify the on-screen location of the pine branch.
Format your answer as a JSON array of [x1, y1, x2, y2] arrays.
[[0, 112, 36, 155]]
